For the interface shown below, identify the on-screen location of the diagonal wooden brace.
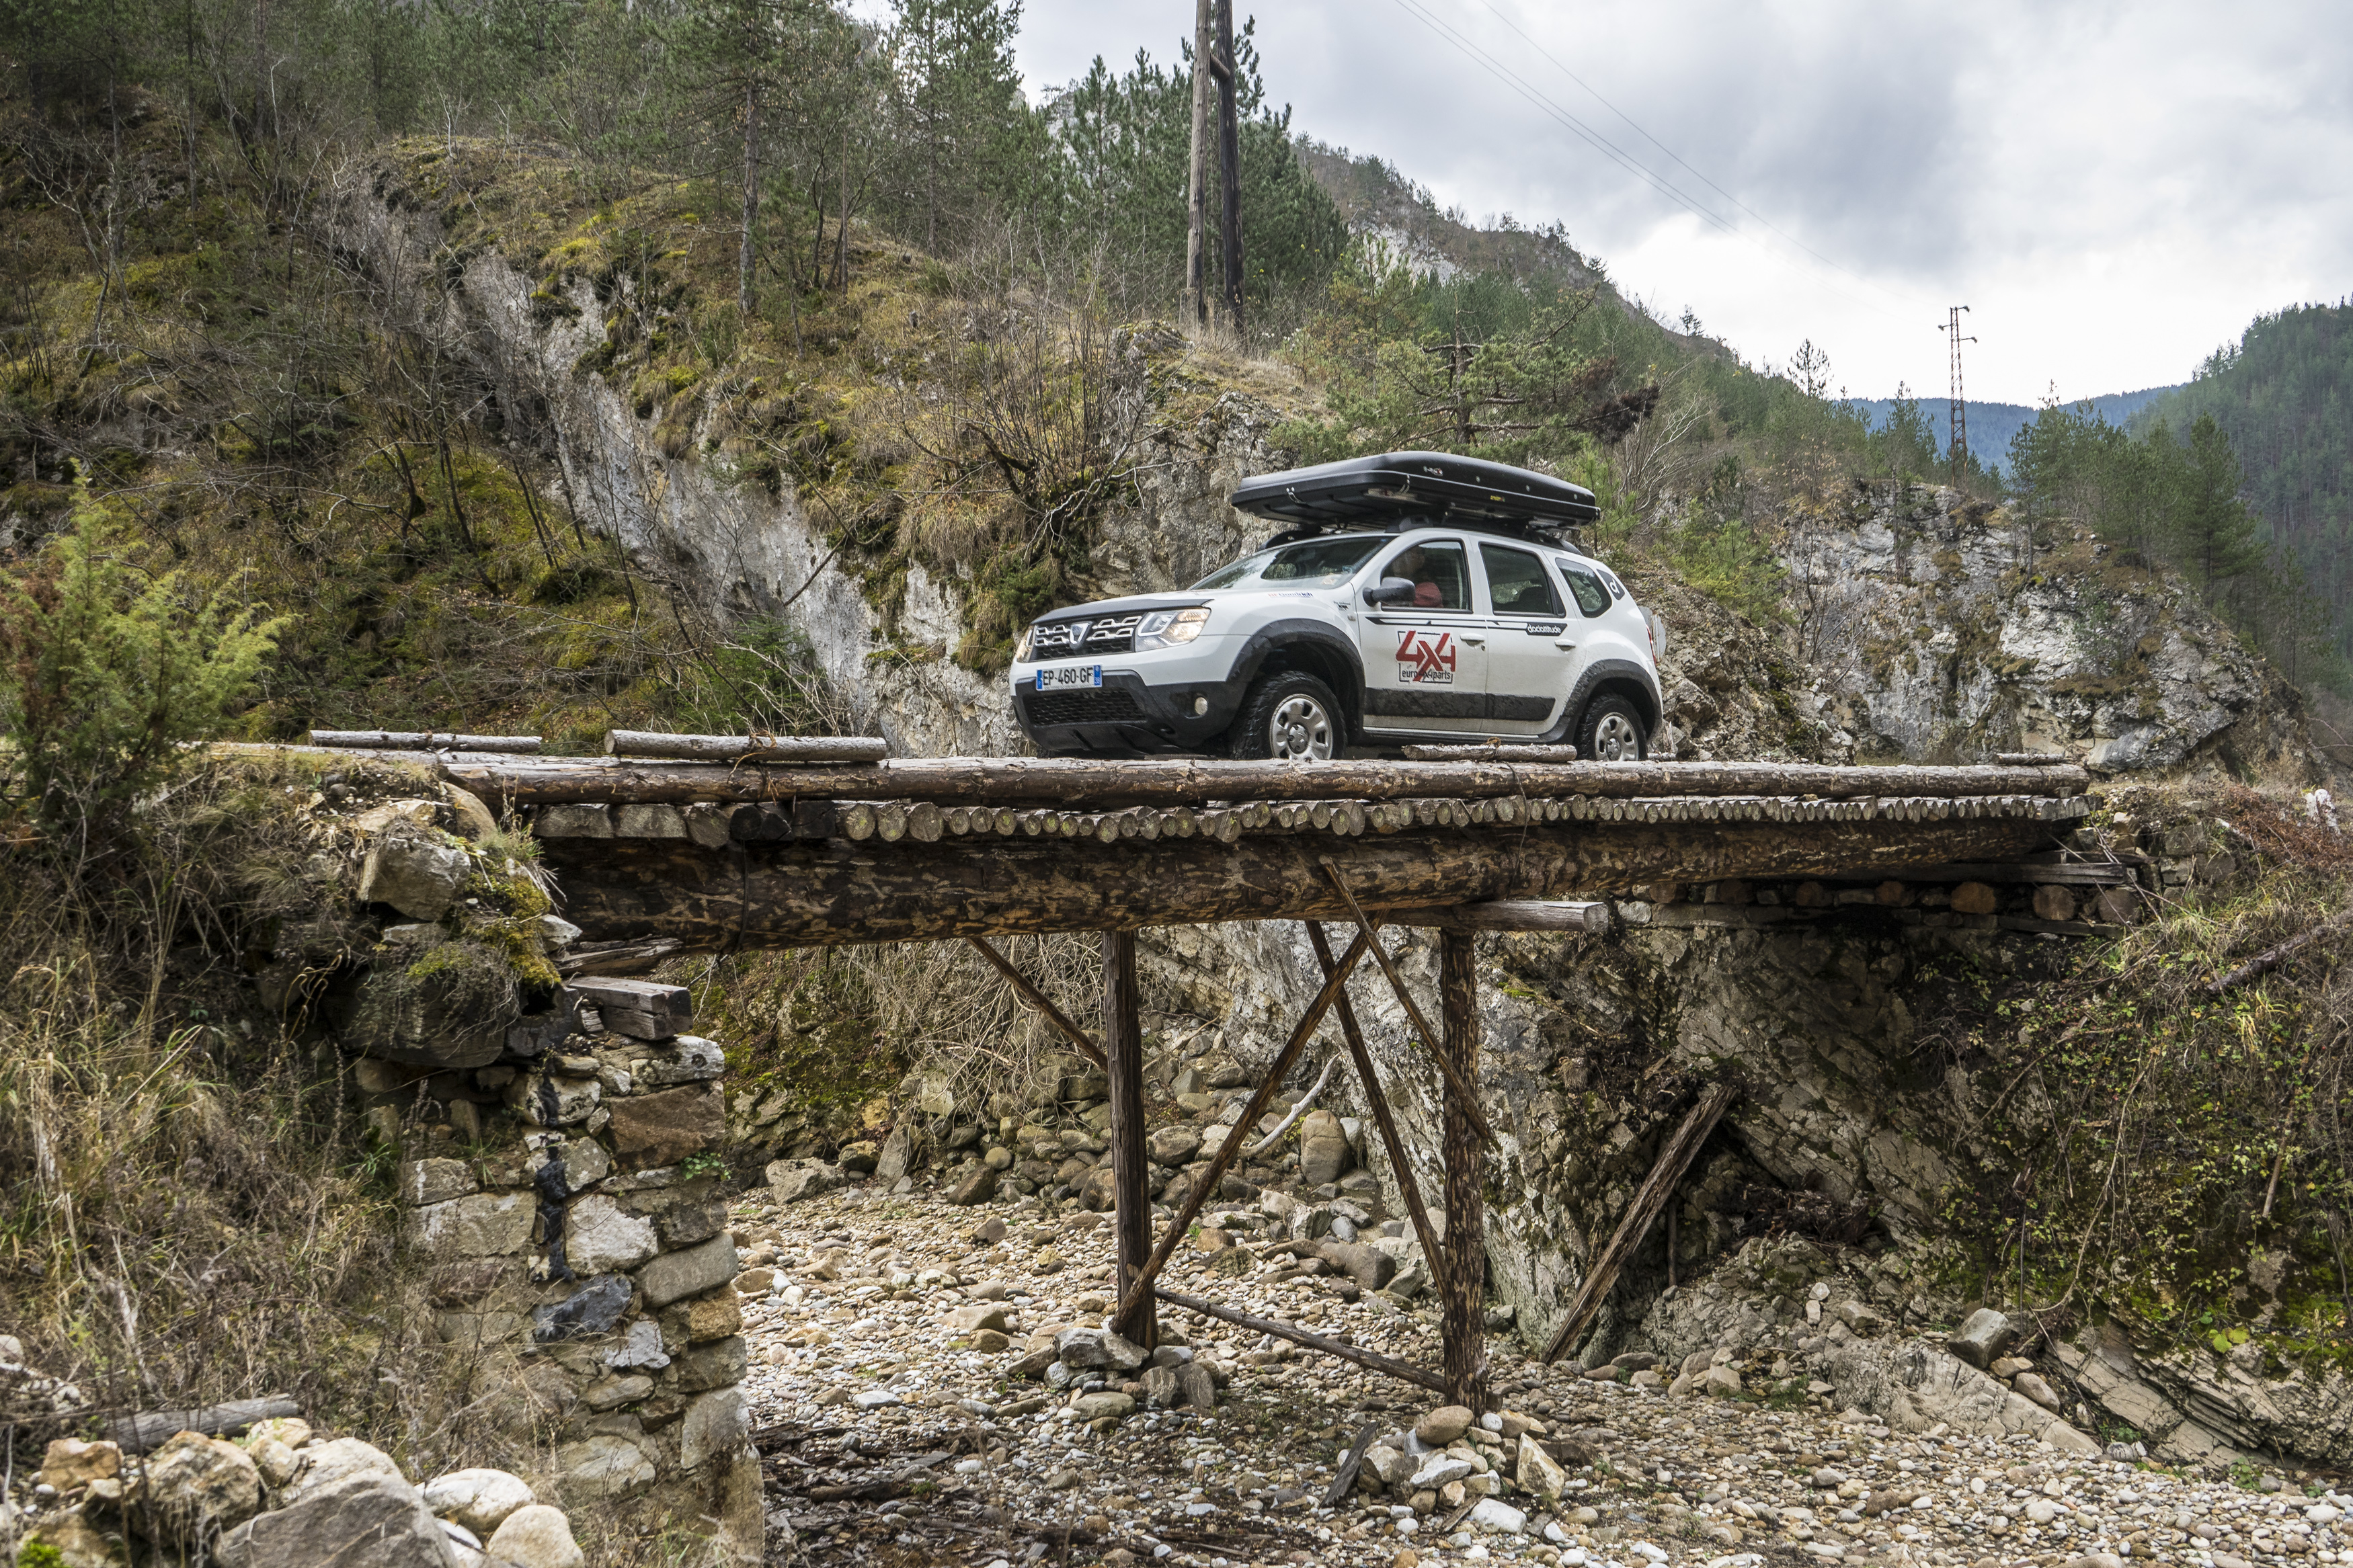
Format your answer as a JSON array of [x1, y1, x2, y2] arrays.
[[1318, 859, 1496, 1147], [964, 935, 1107, 1070], [1157, 1286, 1445, 1391], [1113, 927, 1373, 1325], [1306, 919, 1454, 1303]]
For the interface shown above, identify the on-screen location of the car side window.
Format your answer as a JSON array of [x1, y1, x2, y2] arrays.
[[1556, 558, 1612, 617], [1378, 540, 1470, 611], [1480, 544, 1562, 617]]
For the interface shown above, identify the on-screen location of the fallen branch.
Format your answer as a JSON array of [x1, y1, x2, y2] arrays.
[[1156, 1287, 1445, 1391], [110, 1397, 302, 1454], [2208, 905, 2353, 995], [1246, 1055, 1339, 1158]]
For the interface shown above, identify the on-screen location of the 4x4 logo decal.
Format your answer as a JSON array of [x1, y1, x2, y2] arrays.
[[1396, 630, 1456, 685]]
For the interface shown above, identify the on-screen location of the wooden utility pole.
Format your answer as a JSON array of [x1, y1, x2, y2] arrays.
[[1184, 0, 1211, 327], [1438, 930, 1487, 1409], [1213, 0, 1243, 335], [1101, 932, 1158, 1350]]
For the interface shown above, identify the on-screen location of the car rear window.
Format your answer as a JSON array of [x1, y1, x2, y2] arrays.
[[1193, 536, 1384, 590], [1556, 557, 1613, 617]]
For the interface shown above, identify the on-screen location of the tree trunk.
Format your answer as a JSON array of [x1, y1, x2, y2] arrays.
[[1439, 930, 1486, 1410], [738, 77, 758, 314], [1103, 932, 1157, 1350], [1214, 0, 1243, 335], [533, 814, 2080, 950], [1184, 0, 1212, 326]]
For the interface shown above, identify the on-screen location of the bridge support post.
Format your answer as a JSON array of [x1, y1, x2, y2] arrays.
[[1102, 930, 1158, 1350], [1438, 929, 1487, 1410]]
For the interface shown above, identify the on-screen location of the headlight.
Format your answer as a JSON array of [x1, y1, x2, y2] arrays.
[[1133, 606, 1210, 650], [1012, 622, 1035, 662]]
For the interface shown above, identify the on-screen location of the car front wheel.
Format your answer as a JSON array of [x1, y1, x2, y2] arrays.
[[1576, 692, 1648, 762], [1230, 672, 1341, 762]]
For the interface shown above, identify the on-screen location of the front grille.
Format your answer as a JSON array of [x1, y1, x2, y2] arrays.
[[1029, 612, 1144, 655], [1027, 688, 1149, 727]]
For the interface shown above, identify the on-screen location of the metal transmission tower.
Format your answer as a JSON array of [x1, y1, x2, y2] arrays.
[[1940, 306, 1975, 487]]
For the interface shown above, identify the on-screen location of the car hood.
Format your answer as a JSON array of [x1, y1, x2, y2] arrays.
[[1030, 593, 1214, 624]]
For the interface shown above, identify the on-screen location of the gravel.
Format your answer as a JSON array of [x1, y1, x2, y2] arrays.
[[732, 1184, 2352, 1567]]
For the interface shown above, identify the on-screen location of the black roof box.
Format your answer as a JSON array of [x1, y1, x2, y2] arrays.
[[1226, 450, 1601, 529]]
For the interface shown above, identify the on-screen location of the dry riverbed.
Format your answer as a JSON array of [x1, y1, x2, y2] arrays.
[[731, 1186, 2350, 1568]]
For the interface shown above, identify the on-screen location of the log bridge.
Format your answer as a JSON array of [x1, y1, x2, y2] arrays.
[[296, 733, 2098, 1406]]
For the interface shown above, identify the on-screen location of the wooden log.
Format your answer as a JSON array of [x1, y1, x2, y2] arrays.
[[1540, 1082, 1738, 1365], [1113, 930, 1373, 1326], [1995, 751, 2069, 766], [1156, 1287, 1446, 1392], [1438, 930, 1487, 1411], [110, 1397, 303, 1454], [555, 938, 684, 978], [1389, 900, 1611, 934], [537, 813, 2076, 950], [963, 937, 1107, 1070], [1103, 932, 1157, 1350], [2207, 905, 2353, 996], [439, 755, 2092, 807], [1318, 860, 1497, 1147], [308, 731, 541, 753], [1323, 1422, 1381, 1508], [1308, 921, 1451, 1301], [604, 731, 889, 764]]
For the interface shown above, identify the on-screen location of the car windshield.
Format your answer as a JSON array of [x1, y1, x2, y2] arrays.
[[1192, 536, 1384, 591]]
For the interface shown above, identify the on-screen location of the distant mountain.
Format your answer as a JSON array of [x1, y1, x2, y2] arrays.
[[1843, 386, 2183, 477]]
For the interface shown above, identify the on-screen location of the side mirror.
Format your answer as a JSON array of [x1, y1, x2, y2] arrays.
[[1363, 577, 1415, 606]]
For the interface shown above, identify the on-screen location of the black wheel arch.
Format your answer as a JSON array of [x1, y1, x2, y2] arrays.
[[1232, 621, 1367, 735], [1541, 659, 1665, 745]]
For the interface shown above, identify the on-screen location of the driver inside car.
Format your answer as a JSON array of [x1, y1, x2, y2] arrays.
[[1384, 545, 1454, 608]]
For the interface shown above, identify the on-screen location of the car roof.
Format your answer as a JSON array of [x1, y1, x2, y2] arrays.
[[1227, 450, 1601, 530]]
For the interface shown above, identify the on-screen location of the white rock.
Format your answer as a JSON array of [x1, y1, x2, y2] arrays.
[[484, 1503, 586, 1568], [281, 1437, 402, 1505], [1470, 1498, 1527, 1534], [1410, 1456, 1474, 1489], [422, 1468, 536, 1535], [564, 1195, 658, 1274], [852, 1389, 902, 1410]]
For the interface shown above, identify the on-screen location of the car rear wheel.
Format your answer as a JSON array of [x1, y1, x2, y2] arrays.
[[1230, 672, 1341, 762], [1576, 692, 1648, 763]]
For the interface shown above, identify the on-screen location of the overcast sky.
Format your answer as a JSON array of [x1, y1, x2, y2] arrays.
[[986, 0, 2353, 406]]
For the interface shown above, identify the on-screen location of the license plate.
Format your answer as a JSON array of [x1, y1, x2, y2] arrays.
[[1035, 665, 1103, 691]]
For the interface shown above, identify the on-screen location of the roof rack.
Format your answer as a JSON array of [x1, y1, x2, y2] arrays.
[[1228, 451, 1601, 545]]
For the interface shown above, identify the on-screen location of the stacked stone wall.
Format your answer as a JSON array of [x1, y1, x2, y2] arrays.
[[364, 976, 760, 1563]]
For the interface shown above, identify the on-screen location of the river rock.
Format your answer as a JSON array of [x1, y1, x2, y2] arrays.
[[421, 1469, 535, 1536], [139, 1431, 263, 1546], [1148, 1125, 1202, 1164], [1947, 1308, 2023, 1369], [483, 1503, 585, 1568], [358, 830, 471, 921], [40, 1438, 120, 1491], [1298, 1110, 1351, 1186], [1055, 1327, 1148, 1371], [1414, 1404, 1475, 1444], [769, 1159, 847, 1204], [1517, 1434, 1568, 1499], [216, 1474, 458, 1568], [280, 1438, 403, 1507]]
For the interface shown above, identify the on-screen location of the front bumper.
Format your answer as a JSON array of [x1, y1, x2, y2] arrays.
[[1010, 669, 1248, 756]]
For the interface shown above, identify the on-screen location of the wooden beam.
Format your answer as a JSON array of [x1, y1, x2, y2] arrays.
[[309, 731, 541, 753], [1113, 930, 1373, 1327], [442, 755, 2093, 808], [1540, 1082, 1739, 1365], [535, 815, 2079, 950], [604, 731, 889, 764], [963, 937, 1107, 1070], [1389, 900, 1611, 934], [554, 938, 684, 978], [1438, 930, 1488, 1410], [1318, 860, 1497, 1147], [1102, 932, 1157, 1350], [1156, 1288, 1445, 1392], [1307, 921, 1452, 1302]]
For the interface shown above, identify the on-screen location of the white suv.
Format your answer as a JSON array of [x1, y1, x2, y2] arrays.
[[1008, 452, 1665, 761]]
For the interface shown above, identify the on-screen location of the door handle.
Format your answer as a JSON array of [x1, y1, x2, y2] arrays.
[[1555, 641, 1579, 649], [1463, 636, 1486, 647]]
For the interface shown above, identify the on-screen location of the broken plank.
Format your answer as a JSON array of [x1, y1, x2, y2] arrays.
[[1156, 1287, 1445, 1391]]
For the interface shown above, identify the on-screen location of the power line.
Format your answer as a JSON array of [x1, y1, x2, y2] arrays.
[[1382, 0, 1921, 325]]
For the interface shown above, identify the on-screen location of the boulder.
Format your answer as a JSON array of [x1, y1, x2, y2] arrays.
[[421, 1469, 534, 1536], [947, 1165, 1000, 1206], [280, 1438, 403, 1507], [216, 1474, 458, 1568], [1517, 1434, 1568, 1499], [1470, 1497, 1528, 1535], [1314, 1241, 1396, 1291], [1070, 1391, 1135, 1419], [837, 1139, 880, 1175], [358, 830, 471, 921], [948, 1305, 1011, 1335], [768, 1158, 846, 1204], [40, 1438, 120, 1491], [1414, 1404, 1475, 1445], [443, 786, 500, 841], [1175, 1361, 1218, 1409], [1366, 1445, 1416, 1487], [1148, 1125, 1202, 1165], [1948, 1308, 2024, 1370], [1055, 1328, 1148, 1372], [482, 1504, 585, 1568], [875, 1125, 914, 1184], [138, 1431, 262, 1547], [1297, 1109, 1351, 1186]]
